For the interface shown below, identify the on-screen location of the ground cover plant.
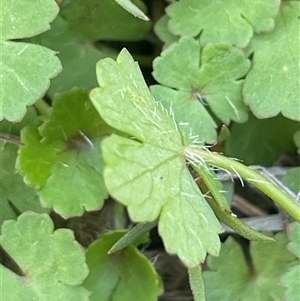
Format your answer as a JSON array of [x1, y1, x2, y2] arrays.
[[1, 0, 300, 300]]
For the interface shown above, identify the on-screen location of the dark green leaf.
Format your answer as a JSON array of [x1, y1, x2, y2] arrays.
[[83, 231, 163, 301]]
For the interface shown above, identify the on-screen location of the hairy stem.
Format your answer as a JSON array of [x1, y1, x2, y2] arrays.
[[186, 147, 300, 223], [188, 265, 206, 301]]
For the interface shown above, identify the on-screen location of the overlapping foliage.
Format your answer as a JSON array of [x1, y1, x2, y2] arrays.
[[1, 1, 299, 300]]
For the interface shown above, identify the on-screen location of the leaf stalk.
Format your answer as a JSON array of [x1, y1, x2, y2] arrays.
[[186, 147, 300, 223]]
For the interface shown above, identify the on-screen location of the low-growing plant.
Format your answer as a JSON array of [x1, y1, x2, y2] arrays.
[[1, 0, 299, 300]]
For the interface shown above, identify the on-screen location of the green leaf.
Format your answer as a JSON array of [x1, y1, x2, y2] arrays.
[[203, 234, 299, 301], [154, 14, 179, 48], [243, 2, 300, 121], [108, 221, 157, 254], [83, 231, 163, 301], [286, 222, 300, 259], [0, 108, 49, 225], [151, 38, 250, 144], [166, 0, 280, 47], [114, 0, 149, 21], [18, 90, 110, 217], [280, 265, 300, 301], [90, 49, 222, 267], [282, 167, 300, 196], [224, 113, 300, 165], [0, 0, 62, 122], [280, 222, 300, 301], [294, 130, 300, 154], [60, 0, 151, 41], [39, 16, 118, 98], [0, 212, 90, 300]]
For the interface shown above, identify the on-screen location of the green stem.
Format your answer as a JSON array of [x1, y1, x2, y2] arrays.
[[207, 196, 274, 241], [114, 202, 127, 229], [186, 147, 300, 223], [34, 99, 51, 117], [188, 265, 206, 301], [192, 162, 230, 212]]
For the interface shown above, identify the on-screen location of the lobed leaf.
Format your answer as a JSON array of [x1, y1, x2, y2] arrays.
[[0, 212, 90, 300], [90, 49, 223, 267], [0, 108, 49, 225], [166, 0, 280, 47], [0, 0, 62, 121], [18, 90, 110, 217], [243, 2, 300, 121], [152, 38, 250, 144], [203, 234, 299, 301], [154, 14, 179, 49]]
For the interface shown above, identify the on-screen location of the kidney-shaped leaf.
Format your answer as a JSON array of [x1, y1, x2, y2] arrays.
[[0, 0, 62, 121], [0, 212, 90, 300], [90, 49, 222, 267]]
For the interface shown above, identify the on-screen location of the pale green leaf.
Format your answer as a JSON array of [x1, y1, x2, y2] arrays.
[[159, 168, 222, 265], [152, 38, 250, 143], [154, 14, 179, 49], [243, 2, 300, 121], [114, 0, 149, 20], [90, 49, 222, 267], [151, 85, 217, 144], [0, 0, 62, 121], [166, 0, 280, 47], [280, 265, 300, 301], [0, 212, 90, 300], [83, 231, 162, 301], [18, 90, 110, 217]]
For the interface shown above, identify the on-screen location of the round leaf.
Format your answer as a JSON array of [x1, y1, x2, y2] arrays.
[[83, 231, 162, 301]]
